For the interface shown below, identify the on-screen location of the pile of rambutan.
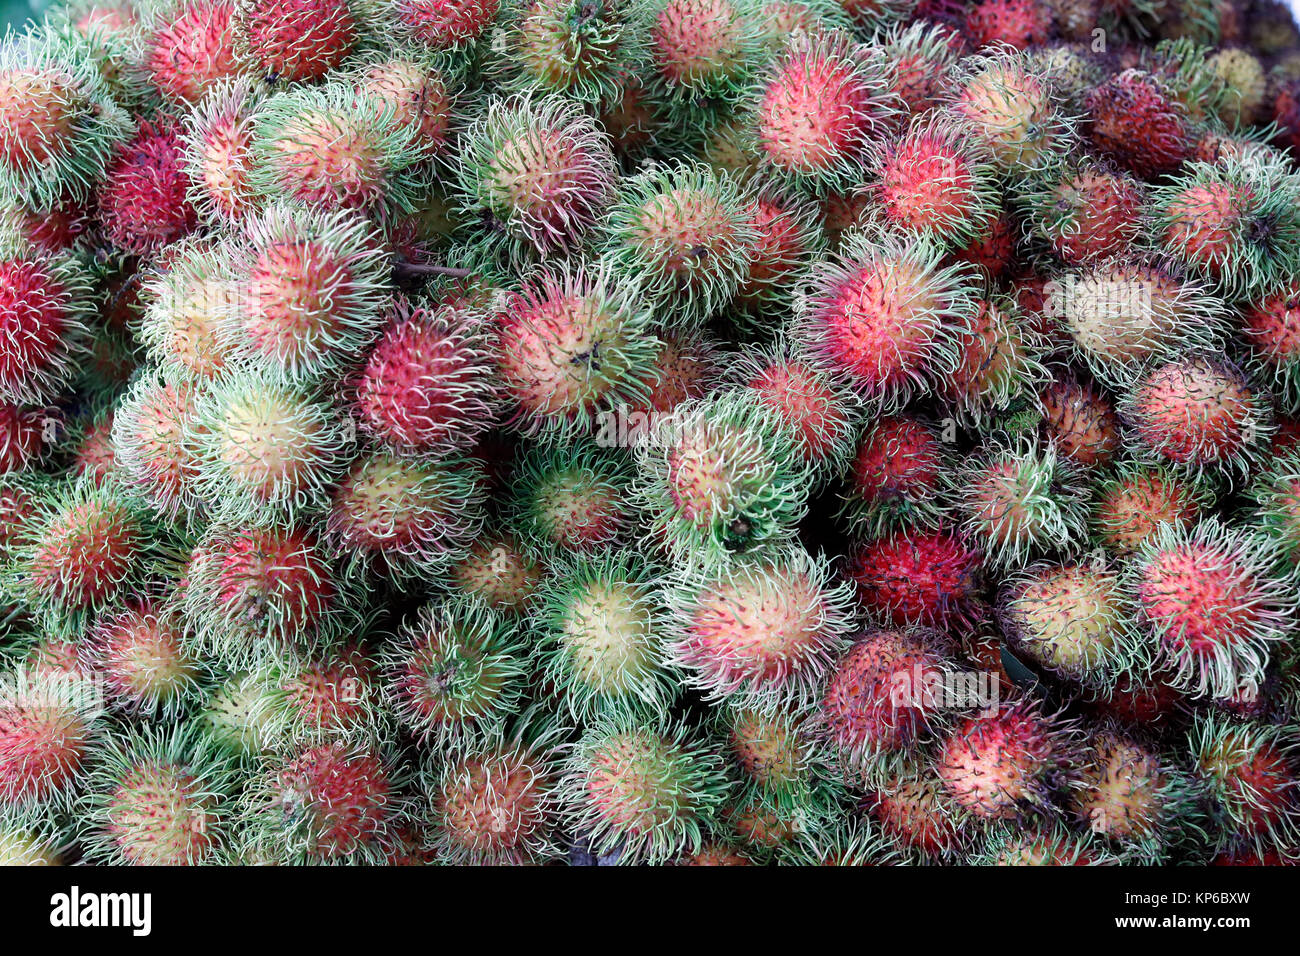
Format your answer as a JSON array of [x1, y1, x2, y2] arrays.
[[2, 0, 1300, 868]]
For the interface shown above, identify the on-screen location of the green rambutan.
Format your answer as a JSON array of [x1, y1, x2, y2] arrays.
[[253, 644, 388, 749], [187, 368, 352, 526], [970, 819, 1115, 865], [500, 0, 651, 103], [456, 93, 617, 262], [561, 711, 729, 863], [998, 560, 1138, 688], [379, 596, 528, 747], [634, 387, 812, 565], [110, 366, 204, 521], [665, 544, 853, 708], [1126, 517, 1297, 699], [77, 720, 237, 865], [0, 808, 65, 864], [200, 670, 277, 755], [645, 0, 762, 110], [1248, 451, 1300, 565], [181, 75, 263, 224], [878, 19, 963, 115], [249, 80, 425, 214], [137, 238, 238, 379], [951, 436, 1089, 571], [326, 449, 487, 579], [601, 159, 758, 325], [510, 439, 635, 555], [775, 816, 898, 865]]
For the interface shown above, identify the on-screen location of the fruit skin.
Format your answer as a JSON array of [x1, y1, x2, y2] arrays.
[[950, 50, 1074, 172], [795, 229, 977, 408], [1090, 461, 1210, 557], [1020, 159, 1146, 265], [560, 711, 730, 864], [1118, 353, 1272, 480], [844, 525, 985, 633], [532, 549, 674, 720], [646, 0, 764, 110], [384, 0, 503, 52], [750, 30, 900, 195], [378, 596, 529, 747], [233, 0, 358, 83], [84, 600, 202, 717], [76, 720, 238, 865], [0, 29, 133, 208], [1242, 279, 1300, 412], [248, 79, 426, 214], [137, 237, 238, 380], [0, 662, 103, 812], [665, 544, 853, 709], [841, 415, 947, 535], [863, 758, 965, 862], [98, 115, 199, 255], [492, 261, 658, 438], [601, 159, 758, 327], [1125, 517, 1297, 701], [456, 93, 617, 264], [633, 387, 813, 568], [0, 242, 93, 405], [109, 366, 204, 522]]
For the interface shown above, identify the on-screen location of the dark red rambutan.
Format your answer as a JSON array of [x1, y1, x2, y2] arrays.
[[845, 525, 985, 632], [98, 117, 198, 255], [1085, 70, 1194, 179]]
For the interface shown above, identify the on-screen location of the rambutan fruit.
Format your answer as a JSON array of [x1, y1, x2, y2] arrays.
[[844, 525, 985, 632], [1119, 353, 1272, 478], [493, 261, 658, 437], [181, 522, 359, 663], [187, 369, 352, 526], [936, 697, 1077, 821], [533, 550, 674, 719], [596, 69, 666, 158], [951, 207, 1017, 279], [379, 597, 528, 746], [601, 160, 758, 325], [0, 809, 65, 864], [77, 721, 237, 865], [879, 19, 963, 115], [796, 229, 977, 406], [430, 724, 564, 864], [510, 440, 634, 555], [449, 529, 546, 613], [1191, 713, 1300, 856], [1154, 153, 1300, 302], [98, 115, 199, 255], [456, 93, 617, 262], [67, 409, 114, 484], [1091, 462, 1211, 556], [963, 0, 1051, 49], [327, 449, 487, 578], [137, 238, 238, 379], [200, 670, 277, 755], [1055, 258, 1229, 389], [1038, 374, 1122, 470], [561, 711, 729, 863], [815, 627, 964, 781], [634, 388, 813, 565], [728, 341, 858, 479], [0, 663, 101, 811], [225, 203, 392, 382], [233, 0, 358, 83], [722, 704, 819, 804], [181, 76, 263, 224], [1249, 452, 1300, 564], [240, 740, 408, 864], [385, 0, 503, 52], [752, 0, 851, 50], [998, 560, 1138, 687], [646, 0, 762, 109], [110, 367, 204, 521], [940, 296, 1049, 427], [11, 480, 153, 634], [350, 53, 453, 160], [254, 644, 387, 748], [1085, 68, 1195, 178], [841, 415, 948, 534], [500, 0, 651, 103], [951, 437, 1089, 571], [863, 758, 964, 861], [776, 817, 898, 865], [750, 30, 898, 194], [1073, 726, 1196, 861], [85, 601, 202, 717], [1021, 160, 1146, 266], [730, 190, 824, 323], [1242, 279, 1300, 411], [1126, 517, 1297, 699], [0, 30, 132, 208], [0, 189, 88, 253], [970, 819, 1114, 865], [0, 243, 90, 405], [140, 0, 243, 103], [870, 113, 1000, 251], [950, 51, 1073, 171], [666, 545, 853, 708], [249, 81, 425, 214], [622, 330, 721, 421]]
